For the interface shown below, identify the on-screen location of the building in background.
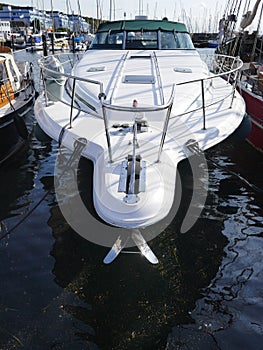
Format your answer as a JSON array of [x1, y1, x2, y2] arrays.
[[0, 20, 11, 40], [46, 11, 69, 31], [0, 6, 50, 29], [0, 5, 89, 33], [69, 14, 89, 33]]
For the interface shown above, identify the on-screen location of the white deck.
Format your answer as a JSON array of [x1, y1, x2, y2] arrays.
[[34, 49, 246, 228]]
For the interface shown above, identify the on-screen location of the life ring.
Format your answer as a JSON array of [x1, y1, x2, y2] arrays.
[[13, 114, 29, 139]]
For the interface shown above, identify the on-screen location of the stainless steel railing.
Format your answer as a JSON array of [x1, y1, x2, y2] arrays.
[[38, 52, 243, 162]]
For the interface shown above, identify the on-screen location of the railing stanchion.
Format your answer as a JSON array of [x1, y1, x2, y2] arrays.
[[41, 68, 49, 106], [157, 103, 173, 163], [99, 93, 113, 163], [69, 77, 76, 128], [230, 73, 237, 109], [201, 79, 206, 130]]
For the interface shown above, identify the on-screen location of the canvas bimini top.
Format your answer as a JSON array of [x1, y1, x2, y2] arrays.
[[96, 19, 188, 32], [89, 19, 195, 50]]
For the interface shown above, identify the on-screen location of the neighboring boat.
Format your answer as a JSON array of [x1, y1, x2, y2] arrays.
[[238, 65, 263, 152], [47, 31, 70, 51], [71, 35, 87, 51], [12, 33, 27, 50], [208, 39, 219, 48], [26, 33, 45, 51], [0, 46, 36, 165], [34, 18, 247, 263], [216, 0, 263, 152], [192, 33, 218, 48]]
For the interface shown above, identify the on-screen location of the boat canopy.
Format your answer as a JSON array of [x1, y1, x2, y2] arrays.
[[90, 19, 194, 50], [96, 19, 188, 33]]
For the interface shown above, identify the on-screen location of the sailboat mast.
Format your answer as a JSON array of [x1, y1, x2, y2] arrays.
[[96, 0, 99, 20], [109, 0, 112, 21], [50, 0, 55, 31], [154, 2, 157, 19], [251, 1, 263, 61], [49, 0, 55, 53], [77, 0, 82, 33]]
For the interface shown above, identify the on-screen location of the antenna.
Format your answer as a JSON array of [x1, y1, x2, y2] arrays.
[[138, 0, 143, 15]]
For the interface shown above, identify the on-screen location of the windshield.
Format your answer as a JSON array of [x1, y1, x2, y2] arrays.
[[90, 31, 123, 49], [90, 30, 195, 50], [160, 31, 194, 49], [126, 31, 157, 49]]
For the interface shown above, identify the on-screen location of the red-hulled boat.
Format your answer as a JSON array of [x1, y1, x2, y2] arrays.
[[239, 79, 263, 152], [216, 0, 263, 153]]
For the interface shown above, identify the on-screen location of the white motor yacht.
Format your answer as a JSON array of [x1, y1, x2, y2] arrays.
[[34, 18, 247, 263]]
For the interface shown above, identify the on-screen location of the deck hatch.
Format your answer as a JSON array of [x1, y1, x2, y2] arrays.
[[174, 67, 192, 73], [87, 66, 106, 72], [129, 55, 151, 59], [124, 75, 155, 84]]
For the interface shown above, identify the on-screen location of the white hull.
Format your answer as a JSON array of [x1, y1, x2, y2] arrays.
[[35, 50, 245, 229], [34, 18, 248, 262]]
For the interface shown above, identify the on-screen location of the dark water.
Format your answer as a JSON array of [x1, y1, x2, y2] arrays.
[[0, 50, 262, 350]]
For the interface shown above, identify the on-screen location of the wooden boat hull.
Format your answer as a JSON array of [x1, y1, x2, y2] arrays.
[[0, 95, 35, 165]]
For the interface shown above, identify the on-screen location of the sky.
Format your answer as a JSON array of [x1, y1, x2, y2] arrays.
[[3, 1, 227, 22], [2, 0, 263, 32]]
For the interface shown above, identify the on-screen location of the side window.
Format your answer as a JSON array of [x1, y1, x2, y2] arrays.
[[97, 32, 108, 44], [6, 60, 18, 82], [0, 62, 7, 82], [160, 32, 194, 49], [90, 32, 123, 48], [161, 32, 177, 49], [177, 33, 195, 49]]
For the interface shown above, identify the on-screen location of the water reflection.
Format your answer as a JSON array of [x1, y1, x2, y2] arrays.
[[0, 130, 57, 350], [0, 129, 52, 225], [166, 141, 263, 349], [48, 157, 228, 349], [0, 100, 262, 349]]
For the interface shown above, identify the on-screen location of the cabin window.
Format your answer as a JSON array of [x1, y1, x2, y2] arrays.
[[176, 33, 195, 49], [90, 31, 123, 49], [161, 31, 194, 49], [90, 28, 194, 50], [0, 62, 7, 83], [6, 60, 19, 83], [126, 31, 157, 49], [160, 32, 178, 49]]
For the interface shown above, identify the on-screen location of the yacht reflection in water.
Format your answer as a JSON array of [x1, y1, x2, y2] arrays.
[[48, 156, 229, 350]]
